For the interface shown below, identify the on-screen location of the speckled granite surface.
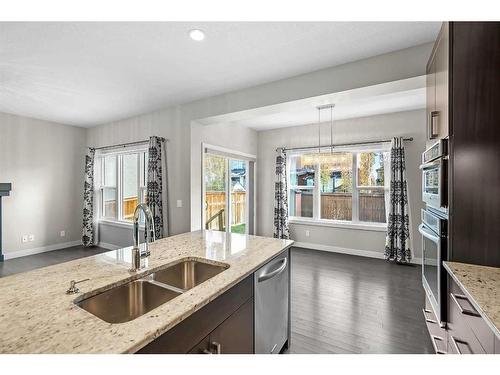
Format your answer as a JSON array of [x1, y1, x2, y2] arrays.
[[443, 261, 500, 339], [0, 230, 293, 353]]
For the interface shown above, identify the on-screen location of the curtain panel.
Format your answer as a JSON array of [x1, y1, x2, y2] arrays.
[[384, 137, 412, 263], [147, 136, 169, 239], [274, 149, 290, 239], [82, 148, 98, 247]]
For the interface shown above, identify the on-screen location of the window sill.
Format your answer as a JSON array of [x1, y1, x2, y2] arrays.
[[99, 219, 144, 230], [288, 218, 387, 232]]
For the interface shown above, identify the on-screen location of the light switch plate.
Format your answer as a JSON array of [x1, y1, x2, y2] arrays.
[[305, 230, 310, 237], [60, 230, 66, 237], [176, 200, 183, 208]]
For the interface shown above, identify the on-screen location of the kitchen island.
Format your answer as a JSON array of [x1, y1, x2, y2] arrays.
[[0, 230, 293, 353]]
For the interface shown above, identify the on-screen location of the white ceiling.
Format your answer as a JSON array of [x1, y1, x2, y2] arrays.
[[234, 88, 426, 131], [0, 22, 440, 127]]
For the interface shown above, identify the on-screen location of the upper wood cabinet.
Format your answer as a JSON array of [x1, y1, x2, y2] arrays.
[[447, 22, 500, 267], [426, 23, 449, 147]]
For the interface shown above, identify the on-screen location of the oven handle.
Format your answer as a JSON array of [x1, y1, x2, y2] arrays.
[[419, 159, 441, 170], [419, 224, 440, 243]]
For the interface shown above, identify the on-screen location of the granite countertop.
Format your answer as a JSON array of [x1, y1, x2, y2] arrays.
[[0, 230, 293, 353], [443, 261, 500, 339]]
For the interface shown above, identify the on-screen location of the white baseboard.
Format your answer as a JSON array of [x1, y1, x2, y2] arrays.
[[293, 241, 422, 265], [97, 242, 121, 251], [3, 240, 82, 260]]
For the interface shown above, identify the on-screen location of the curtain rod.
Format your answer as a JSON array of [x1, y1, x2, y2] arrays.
[[90, 137, 168, 151], [276, 137, 413, 152]]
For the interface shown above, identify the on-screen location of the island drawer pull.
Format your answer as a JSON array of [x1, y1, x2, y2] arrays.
[[450, 336, 468, 355], [258, 257, 287, 283], [422, 308, 437, 324], [450, 293, 481, 317], [430, 335, 446, 354]]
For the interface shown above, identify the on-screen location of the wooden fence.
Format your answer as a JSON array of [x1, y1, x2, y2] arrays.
[[294, 192, 386, 223], [104, 197, 138, 221], [205, 191, 246, 230]]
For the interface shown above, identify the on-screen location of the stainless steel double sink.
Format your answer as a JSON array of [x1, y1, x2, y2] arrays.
[[77, 259, 228, 324]]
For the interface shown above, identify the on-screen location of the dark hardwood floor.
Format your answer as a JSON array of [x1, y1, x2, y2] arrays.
[[0, 245, 108, 277], [288, 247, 434, 354]]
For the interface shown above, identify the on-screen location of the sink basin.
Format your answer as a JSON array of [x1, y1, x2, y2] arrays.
[[77, 280, 180, 323], [151, 260, 228, 291]]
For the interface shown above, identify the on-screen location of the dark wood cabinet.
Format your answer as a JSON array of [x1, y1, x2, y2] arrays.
[[425, 21, 500, 354], [426, 23, 449, 146], [448, 22, 500, 267], [137, 275, 254, 354]]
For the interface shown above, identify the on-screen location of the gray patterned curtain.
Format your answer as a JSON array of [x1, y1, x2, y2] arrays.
[[384, 137, 412, 263], [82, 148, 97, 247], [274, 149, 290, 239], [147, 136, 168, 239]]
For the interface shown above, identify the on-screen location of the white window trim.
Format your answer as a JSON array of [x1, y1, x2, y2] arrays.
[[287, 145, 390, 231], [97, 145, 149, 226]]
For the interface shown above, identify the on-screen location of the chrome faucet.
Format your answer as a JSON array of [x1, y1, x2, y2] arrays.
[[131, 203, 155, 271]]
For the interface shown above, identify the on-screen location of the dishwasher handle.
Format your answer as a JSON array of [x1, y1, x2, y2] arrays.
[[258, 257, 287, 283]]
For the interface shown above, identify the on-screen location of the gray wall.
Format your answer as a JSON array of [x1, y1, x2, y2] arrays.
[[190, 121, 258, 231], [0, 112, 86, 257], [257, 110, 426, 259], [86, 43, 432, 245]]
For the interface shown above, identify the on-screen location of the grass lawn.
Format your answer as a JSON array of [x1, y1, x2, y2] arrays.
[[230, 224, 246, 234]]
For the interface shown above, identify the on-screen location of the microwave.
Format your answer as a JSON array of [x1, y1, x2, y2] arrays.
[[420, 139, 448, 214]]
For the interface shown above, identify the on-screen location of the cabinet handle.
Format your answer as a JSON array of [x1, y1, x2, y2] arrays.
[[450, 293, 481, 317], [450, 336, 468, 355], [428, 111, 439, 139], [430, 335, 446, 354], [211, 341, 222, 354], [422, 308, 437, 324]]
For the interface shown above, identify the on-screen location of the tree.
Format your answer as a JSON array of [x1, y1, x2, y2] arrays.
[[358, 153, 375, 186]]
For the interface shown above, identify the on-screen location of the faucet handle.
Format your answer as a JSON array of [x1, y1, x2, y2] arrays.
[[66, 278, 90, 294]]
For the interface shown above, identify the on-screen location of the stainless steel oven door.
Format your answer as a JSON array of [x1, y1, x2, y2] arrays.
[[419, 223, 445, 324], [421, 158, 447, 213]]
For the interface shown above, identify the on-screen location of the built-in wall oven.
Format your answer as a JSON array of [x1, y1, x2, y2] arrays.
[[420, 139, 448, 214], [419, 207, 448, 324]]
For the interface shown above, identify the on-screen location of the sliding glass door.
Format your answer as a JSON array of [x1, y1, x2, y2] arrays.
[[204, 152, 253, 234]]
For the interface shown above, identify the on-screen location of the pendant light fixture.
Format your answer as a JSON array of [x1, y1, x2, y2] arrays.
[[315, 104, 336, 162]]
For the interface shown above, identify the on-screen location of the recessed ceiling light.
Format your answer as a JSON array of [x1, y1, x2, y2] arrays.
[[189, 29, 205, 41]]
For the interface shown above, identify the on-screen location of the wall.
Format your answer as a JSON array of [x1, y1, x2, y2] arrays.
[[257, 110, 426, 260], [190, 122, 258, 231], [85, 43, 432, 247], [0, 112, 86, 258]]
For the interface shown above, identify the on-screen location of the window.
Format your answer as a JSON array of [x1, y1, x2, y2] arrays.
[[98, 148, 148, 224], [288, 147, 389, 227]]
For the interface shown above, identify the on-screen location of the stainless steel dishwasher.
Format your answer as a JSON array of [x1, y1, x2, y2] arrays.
[[254, 249, 289, 354]]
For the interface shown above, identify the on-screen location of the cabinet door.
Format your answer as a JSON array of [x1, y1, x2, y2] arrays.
[[434, 22, 449, 139], [209, 298, 254, 354], [426, 50, 436, 144]]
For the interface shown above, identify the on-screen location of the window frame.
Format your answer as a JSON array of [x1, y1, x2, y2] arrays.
[[287, 145, 390, 231], [97, 146, 149, 227]]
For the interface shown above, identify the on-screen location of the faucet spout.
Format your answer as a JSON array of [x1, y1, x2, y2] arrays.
[[131, 203, 155, 271]]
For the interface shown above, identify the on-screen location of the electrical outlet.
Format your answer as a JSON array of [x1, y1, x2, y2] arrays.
[[29, 234, 35, 242], [60, 230, 66, 237], [22, 235, 28, 243], [176, 200, 183, 208], [305, 230, 310, 237]]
